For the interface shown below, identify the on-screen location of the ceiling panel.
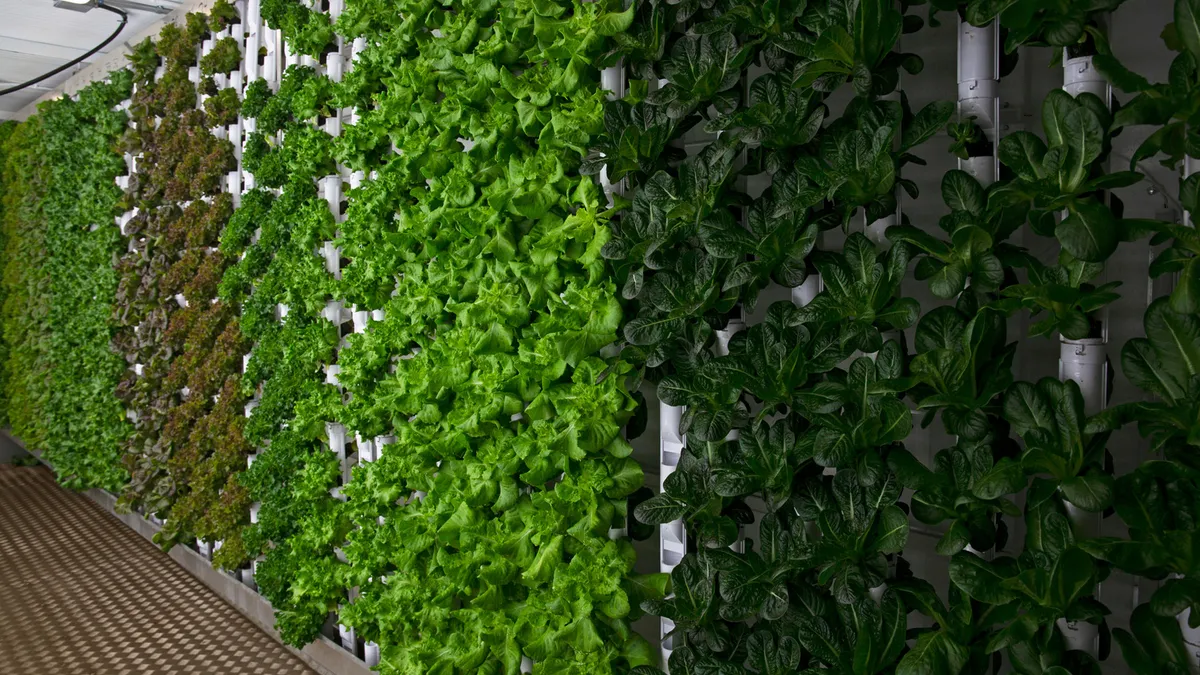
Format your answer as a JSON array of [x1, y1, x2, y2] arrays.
[[0, 1, 130, 49], [0, 88, 50, 118], [0, 0, 185, 109], [0, 51, 80, 84]]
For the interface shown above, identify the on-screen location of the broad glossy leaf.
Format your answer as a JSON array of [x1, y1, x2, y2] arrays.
[[1042, 89, 1076, 148], [1062, 106, 1104, 190], [949, 552, 1018, 604], [1058, 198, 1118, 263], [873, 504, 909, 554], [595, 5, 635, 36], [937, 521, 971, 556], [895, 630, 969, 675], [1145, 297, 1200, 379], [971, 458, 1027, 500], [635, 492, 687, 524], [1060, 472, 1114, 512], [1093, 55, 1153, 93], [1178, 0, 1200, 60], [1132, 600, 1191, 667], [1121, 337, 1185, 401], [942, 170, 986, 215], [744, 631, 801, 675], [796, 615, 844, 666], [999, 131, 1047, 181], [1049, 547, 1096, 609], [1150, 577, 1200, 617], [902, 100, 955, 152]]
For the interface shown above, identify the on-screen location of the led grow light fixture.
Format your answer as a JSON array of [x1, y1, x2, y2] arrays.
[[53, 0, 97, 11]]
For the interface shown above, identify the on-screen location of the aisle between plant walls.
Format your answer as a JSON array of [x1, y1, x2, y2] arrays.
[[1, 0, 1200, 674]]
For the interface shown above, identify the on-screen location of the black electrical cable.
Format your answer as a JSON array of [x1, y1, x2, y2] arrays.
[[0, 2, 128, 97]]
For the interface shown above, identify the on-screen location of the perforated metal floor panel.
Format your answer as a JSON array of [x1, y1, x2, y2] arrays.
[[0, 466, 316, 675]]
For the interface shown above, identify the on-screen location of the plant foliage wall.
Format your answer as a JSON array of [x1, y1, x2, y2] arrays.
[[327, 0, 656, 671], [3, 0, 1200, 674], [115, 7, 251, 564], [1, 73, 132, 491]]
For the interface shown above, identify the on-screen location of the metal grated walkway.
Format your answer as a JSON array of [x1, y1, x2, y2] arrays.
[[0, 465, 316, 675]]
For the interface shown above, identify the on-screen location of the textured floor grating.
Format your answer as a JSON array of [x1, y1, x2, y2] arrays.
[[0, 465, 316, 675]]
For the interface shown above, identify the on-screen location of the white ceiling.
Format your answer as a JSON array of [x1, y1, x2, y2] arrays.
[[0, 0, 186, 119]]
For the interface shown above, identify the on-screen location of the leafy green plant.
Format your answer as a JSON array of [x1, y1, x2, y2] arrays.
[[203, 87, 241, 126], [928, 0, 1130, 52], [994, 89, 1141, 263], [0, 118, 48, 447], [794, 0, 925, 97], [1097, 0, 1200, 170], [200, 37, 241, 76], [1004, 378, 1115, 515], [316, 0, 668, 671], [997, 253, 1120, 339], [113, 10, 252, 563], [208, 0, 239, 32], [948, 546, 1106, 674], [33, 73, 135, 490], [889, 170, 1027, 299], [947, 117, 989, 160], [261, 0, 334, 57], [1114, 604, 1193, 675]]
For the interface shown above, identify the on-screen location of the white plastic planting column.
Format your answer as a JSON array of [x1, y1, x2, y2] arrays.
[[338, 621, 355, 652], [957, 18, 1000, 184], [327, 422, 346, 459], [1063, 47, 1111, 104], [791, 231, 825, 307], [374, 435, 394, 461], [244, 0, 261, 82], [358, 433, 376, 463], [598, 63, 627, 205], [1181, 157, 1200, 669], [1059, 339, 1107, 420], [865, 92, 901, 247], [1056, 29, 1112, 656], [791, 273, 823, 307], [658, 401, 685, 666], [715, 316, 745, 556], [364, 642, 380, 667], [1186, 156, 1197, 229]]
